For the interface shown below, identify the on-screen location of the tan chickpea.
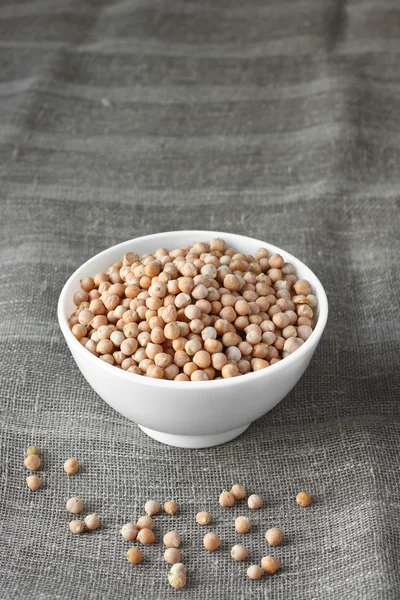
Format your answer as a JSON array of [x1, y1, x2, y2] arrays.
[[231, 483, 247, 500], [247, 565, 263, 580], [26, 475, 41, 490], [126, 548, 143, 564], [196, 511, 211, 526], [24, 455, 41, 471], [231, 544, 248, 561], [164, 500, 178, 515], [136, 516, 153, 530], [219, 489, 235, 507], [137, 528, 156, 544], [205, 339, 223, 354], [69, 520, 85, 534], [248, 494, 263, 510], [296, 491, 312, 507], [221, 363, 239, 378], [235, 516, 251, 533], [145, 500, 161, 516], [261, 555, 281, 575], [203, 532, 220, 551], [120, 523, 138, 541], [168, 563, 187, 589], [97, 339, 113, 355], [164, 548, 181, 564], [163, 531, 181, 548], [63, 458, 79, 475], [193, 350, 211, 369], [265, 527, 283, 546]]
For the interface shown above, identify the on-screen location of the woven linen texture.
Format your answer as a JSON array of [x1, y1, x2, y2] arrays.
[[0, 0, 399, 598]]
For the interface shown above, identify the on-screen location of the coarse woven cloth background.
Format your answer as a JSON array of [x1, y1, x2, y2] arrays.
[[0, 0, 399, 598]]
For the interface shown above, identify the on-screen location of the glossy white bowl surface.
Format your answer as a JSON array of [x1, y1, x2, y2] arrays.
[[58, 231, 328, 448]]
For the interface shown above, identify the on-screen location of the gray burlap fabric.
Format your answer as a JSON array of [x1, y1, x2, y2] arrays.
[[1, 0, 399, 598]]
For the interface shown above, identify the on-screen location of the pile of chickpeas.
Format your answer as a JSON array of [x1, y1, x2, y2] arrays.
[[68, 238, 317, 381]]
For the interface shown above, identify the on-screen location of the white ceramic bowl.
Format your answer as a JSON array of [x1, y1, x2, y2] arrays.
[[58, 231, 328, 448]]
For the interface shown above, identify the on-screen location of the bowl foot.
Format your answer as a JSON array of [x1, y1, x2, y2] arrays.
[[138, 424, 251, 448]]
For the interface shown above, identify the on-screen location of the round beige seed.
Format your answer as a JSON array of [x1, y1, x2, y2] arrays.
[[24, 455, 41, 471], [26, 475, 41, 490], [120, 523, 138, 540], [164, 548, 181, 564], [164, 500, 178, 515], [296, 491, 312, 507], [63, 458, 79, 475], [231, 544, 248, 561], [84, 514, 100, 531], [261, 555, 281, 574], [126, 548, 143, 564], [163, 531, 181, 548], [168, 563, 187, 589], [69, 520, 84, 534], [235, 516, 251, 534], [219, 489, 235, 507], [265, 527, 283, 546], [196, 511, 211, 526], [136, 516, 153, 530], [145, 500, 161, 516], [247, 565, 263, 580], [203, 532, 220, 551], [248, 494, 263, 510], [137, 528, 155, 544], [66, 496, 83, 514]]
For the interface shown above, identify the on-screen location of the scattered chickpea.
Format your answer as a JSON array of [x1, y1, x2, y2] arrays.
[[137, 528, 156, 545], [144, 500, 161, 516], [247, 565, 263, 580], [24, 455, 41, 471], [265, 527, 283, 546], [120, 523, 138, 541], [231, 544, 248, 561], [164, 548, 181, 564], [248, 494, 263, 510], [126, 548, 143, 565], [26, 475, 41, 490], [163, 531, 181, 548], [235, 516, 251, 534], [168, 563, 187, 589], [196, 511, 211, 526], [164, 500, 178, 516], [203, 532, 220, 551], [219, 489, 235, 508], [69, 520, 85, 534], [26, 445, 40, 456], [66, 496, 83, 514], [296, 491, 312, 507], [136, 515, 153, 530], [231, 483, 247, 500], [261, 555, 281, 575], [84, 514, 100, 531], [63, 458, 79, 475]]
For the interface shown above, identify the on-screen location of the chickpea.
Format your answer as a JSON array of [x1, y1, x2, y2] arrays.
[[137, 528, 156, 544], [248, 494, 263, 510], [126, 548, 143, 564], [296, 491, 312, 507], [261, 555, 281, 575], [203, 532, 220, 551], [231, 544, 248, 561], [219, 490, 235, 507], [164, 500, 178, 515], [164, 548, 181, 564], [265, 527, 283, 546], [235, 516, 251, 533], [136, 516, 153, 530], [163, 531, 181, 548], [247, 565, 263, 580]]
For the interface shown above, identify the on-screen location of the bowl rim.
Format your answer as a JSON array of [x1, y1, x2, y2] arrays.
[[57, 230, 328, 389]]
